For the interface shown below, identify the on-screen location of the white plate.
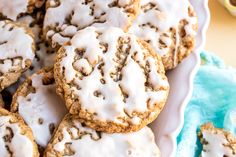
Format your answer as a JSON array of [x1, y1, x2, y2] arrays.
[[150, 0, 210, 157]]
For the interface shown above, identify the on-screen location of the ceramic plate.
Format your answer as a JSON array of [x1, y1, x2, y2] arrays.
[[150, 0, 210, 156]]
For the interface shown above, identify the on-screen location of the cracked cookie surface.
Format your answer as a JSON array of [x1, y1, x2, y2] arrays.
[[54, 26, 169, 133], [44, 114, 160, 157], [43, 0, 140, 48], [0, 20, 35, 91], [129, 0, 198, 70], [11, 67, 68, 151], [0, 107, 39, 157], [199, 123, 236, 157]]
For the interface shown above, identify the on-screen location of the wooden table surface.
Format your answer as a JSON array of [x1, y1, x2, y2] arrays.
[[206, 0, 236, 67]]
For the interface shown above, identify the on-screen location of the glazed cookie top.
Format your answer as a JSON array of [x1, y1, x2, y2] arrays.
[[43, 0, 139, 48], [0, 20, 35, 70], [129, 0, 197, 69], [0, 0, 35, 21], [4, 16, 54, 96], [0, 108, 39, 157], [200, 123, 236, 157], [55, 27, 169, 125], [0, 20, 35, 90], [18, 15, 56, 74], [45, 114, 160, 157], [11, 68, 68, 148]]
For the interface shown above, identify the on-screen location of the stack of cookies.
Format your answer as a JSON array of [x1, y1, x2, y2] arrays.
[[0, 0, 197, 156]]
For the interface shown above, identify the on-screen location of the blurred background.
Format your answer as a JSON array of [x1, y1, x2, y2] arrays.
[[206, 0, 236, 67]]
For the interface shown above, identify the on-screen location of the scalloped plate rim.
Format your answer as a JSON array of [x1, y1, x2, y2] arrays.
[[150, 0, 210, 156]]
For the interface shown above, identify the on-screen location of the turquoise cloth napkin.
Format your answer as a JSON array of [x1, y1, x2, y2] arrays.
[[176, 51, 236, 157]]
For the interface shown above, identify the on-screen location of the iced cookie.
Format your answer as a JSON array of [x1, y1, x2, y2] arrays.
[[199, 123, 236, 156], [129, 0, 198, 70], [43, 0, 140, 48], [0, 0, 37, 21], [17, 15, 56, 75], [0, 107, 39, 157], [54, 26, 169, 133], [0, 16, 43, 106], [11, 67, 68, 151], [0, 20, 35, 91], [2, 16, 55, 108], [44, 114, 160, 157]]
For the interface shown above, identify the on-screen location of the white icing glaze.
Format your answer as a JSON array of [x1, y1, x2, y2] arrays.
[[17, 15, 56, 75], [129, 0, 197, 56], [0, 21, 35, 74], [0, 116, 34, 157], [59, 27, 169, 124], [202, 130, 236, 157], [17, 15, 41, 42], [17, 72, 68, 147], [44, 0, 135, 47], [23, 42, 56, 77], [35, 43, 56, 67], [53, 119, 160, 157], [0, 0, 29, 21]]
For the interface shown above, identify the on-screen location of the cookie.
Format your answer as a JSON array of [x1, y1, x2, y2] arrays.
[[199, 123, 236, 156], [0, 20, 35, 91], [2, 14, 55, 106], [17, 15, 56, 75], [44, 114, 160, 157], [0, 0, 37, 21], [43, 0, 140, 48], [128, 0, 198, 70], [0, 107, 39, 157], [11, 67, 68, 150], [54, 26, 169, 133]]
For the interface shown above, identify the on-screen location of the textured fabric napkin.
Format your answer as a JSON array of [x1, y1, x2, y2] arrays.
[[176, 51, 236, 157]]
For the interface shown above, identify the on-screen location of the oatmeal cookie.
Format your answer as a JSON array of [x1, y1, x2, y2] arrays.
[[44, 114, 160, 157], [54, 26, 169, 133], [17, 15, 56, 75], [43, 0, 140, 48], [2, 15, 55, 105], [129, 0, 198, 70], [199, 123, 236, 157], [11, 67, 68, 151], [0, 20, 35, 91], [0, 107, 39, 157]]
